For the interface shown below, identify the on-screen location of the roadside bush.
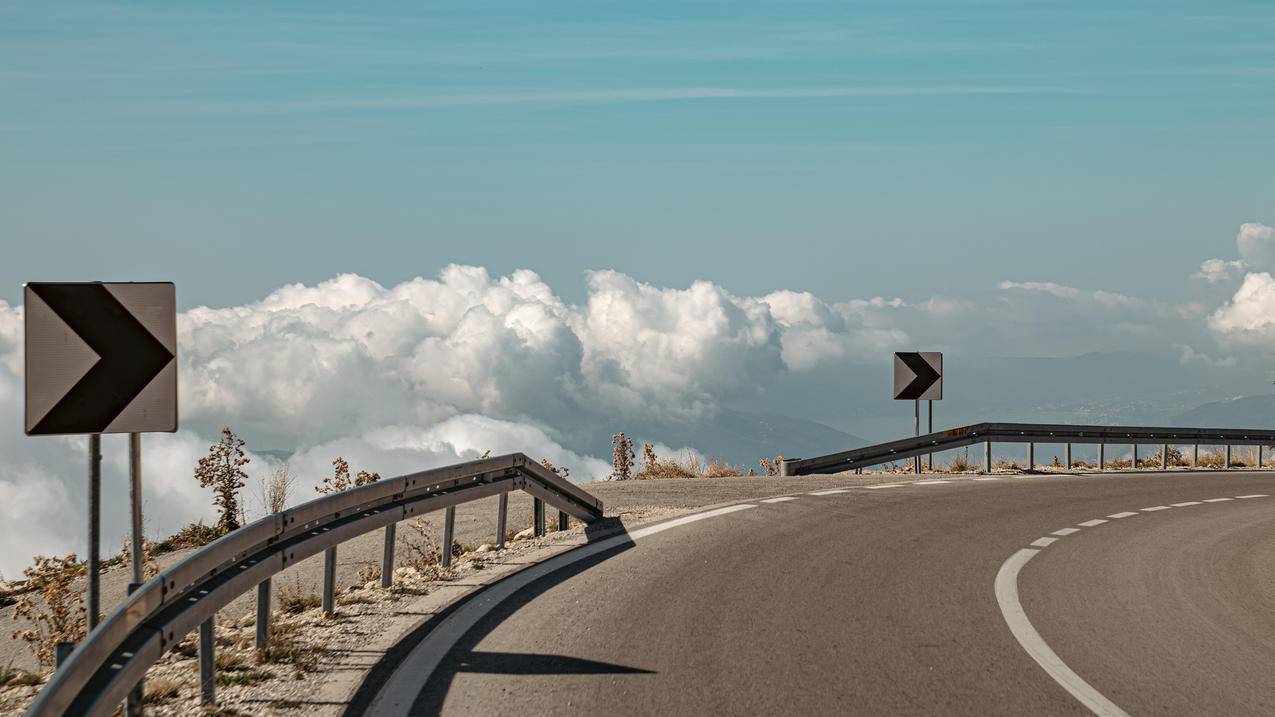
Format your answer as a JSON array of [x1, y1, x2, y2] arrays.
[[9, 554, 87, 672], [196, 427, 250, 532], [316, 457, 380, 495], [610, 433, 635, 480]]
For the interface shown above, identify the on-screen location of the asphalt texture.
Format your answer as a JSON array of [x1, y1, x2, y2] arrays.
[[380, 471, 1275, 716]]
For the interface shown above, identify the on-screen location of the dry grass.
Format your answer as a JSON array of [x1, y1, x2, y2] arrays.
[[276, 576, 321, 615], [947, 449, 978, 472], [9, 553, 87, 672], [143, 675, 182, 704], [704, 458, 743, 477], [257, 622, 322, 675], [258, 464, 295, 514]]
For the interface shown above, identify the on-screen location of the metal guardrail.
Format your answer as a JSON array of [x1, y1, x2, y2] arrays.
[[26, 453, 603, 717], [782, 422, 1275, 476]]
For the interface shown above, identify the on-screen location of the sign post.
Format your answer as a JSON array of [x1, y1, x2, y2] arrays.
[[24, 282, 176, 717], [893, 352, 943, 474]]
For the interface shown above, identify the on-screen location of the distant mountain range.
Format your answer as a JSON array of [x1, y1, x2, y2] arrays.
[[1173, 394, 1275, 429]]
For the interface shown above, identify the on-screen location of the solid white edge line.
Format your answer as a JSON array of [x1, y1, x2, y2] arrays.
[[865, 483, 907, 489], [996, 549, 1131, 717], [915, 479, 950, 485], [973, 477, 1000, 481], [809, 489, 849, 496], [761, 496, 799, 503], [367, 503, 757, 716]]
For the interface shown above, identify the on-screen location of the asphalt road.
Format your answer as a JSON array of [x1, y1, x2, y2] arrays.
[[372, 471, 1275, 716]]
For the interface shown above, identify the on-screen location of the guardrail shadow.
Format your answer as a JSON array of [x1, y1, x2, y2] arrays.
[[341, 517, 653, 716]]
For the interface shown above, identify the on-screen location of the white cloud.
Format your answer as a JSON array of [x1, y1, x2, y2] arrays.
[[1236, 223, 1275, 270], [1195, 258, 1246, 284], [1209, 271, 1275, 343]]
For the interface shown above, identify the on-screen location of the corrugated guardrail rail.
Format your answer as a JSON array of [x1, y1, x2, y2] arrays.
[[26, 453, 603, 717], [782, 422, 1275, 475]]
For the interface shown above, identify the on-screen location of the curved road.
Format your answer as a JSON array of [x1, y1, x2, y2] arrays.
[[367, 471, 1275, 716]]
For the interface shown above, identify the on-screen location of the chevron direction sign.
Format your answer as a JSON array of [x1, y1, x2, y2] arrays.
[[24, 282, 177, 435], [893, 351, 942, 401]]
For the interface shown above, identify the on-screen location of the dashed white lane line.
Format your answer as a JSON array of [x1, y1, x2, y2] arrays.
[[999, 492, 1263, 717], [808, 489, 849, 496], [996, 550, 1131, 717], [760, 496, 799, 503], [915, 479, 950, 485], [865, 483, 906, 489]]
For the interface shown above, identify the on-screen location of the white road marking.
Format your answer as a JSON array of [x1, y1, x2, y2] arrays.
[[760, 496, 799, 503], [996, 549, 1131, 717], [865, 483, 906, 489], [1237, 494, 1269, 499], [1052, 527, 1080, 536], [1170, 501, 1202, 507], [973, 477, 1000, 481], [1078, 519, 1107, 527], [1202, 497, 1234, 503], [915, 479, 950, 485], [1107, 511, 1138, 519], [1141, 506, 1172, 512], [366, 503, 756, 716], [1031, 537, 1058, 547], [808, 489, 848, 496]]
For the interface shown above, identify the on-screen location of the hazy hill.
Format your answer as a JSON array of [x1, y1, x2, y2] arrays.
[[1173, 394, 1275, 429]]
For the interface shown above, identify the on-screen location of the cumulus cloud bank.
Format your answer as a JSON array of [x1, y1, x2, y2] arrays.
[[2, 229, 1273, 575]]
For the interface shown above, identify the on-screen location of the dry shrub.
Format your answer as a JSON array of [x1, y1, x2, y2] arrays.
[[150, 521, 226, 559], [10, 554, 87, 672], [259, 464, 295, 514], [196, 427, 250, 533], [947, 449, 977, 472], [635, 446, 699, 479], [610, 433, 635, 480], [759, 455, 785, 476], [276, 576, 321, 615], [316, 457, 380, 495], [992, 458, 1023, 471], [539, 458, 569, 479], [401, 519, 457, 579], [356, 561, 381, 585], [704, 459, 742, 477], [1106, 458, 1132, 469]]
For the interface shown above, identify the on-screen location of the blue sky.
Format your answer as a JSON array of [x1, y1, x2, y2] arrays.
[[3, 0, 1273, 307]]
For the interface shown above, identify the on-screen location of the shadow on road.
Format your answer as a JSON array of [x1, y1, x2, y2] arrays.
[[342, 517, 653, 716]]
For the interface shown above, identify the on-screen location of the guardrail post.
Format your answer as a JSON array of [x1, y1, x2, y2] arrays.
[[1261, 445, 1265, 469], [1193, 444, 1198, 468], [1131, 444, 1138, 470], [984, 442, 992, 473], [1161, 444, 1168, 470], [55, 641, 74, 668], [533, 498, 546, 536], [1027, 442, 1034, 471], [1098, 443, 1105, 470], [256, 578, 270, 652], [557, 510, 569, 531], [1225, 444, 1232, 469], [1065, 443, 1072, 469], [381, 523, 396, 588], [441, 506, 456, 567], [496, 492, 508, 549], [322, 547, 337, 616], [200, 617, 215, 706]]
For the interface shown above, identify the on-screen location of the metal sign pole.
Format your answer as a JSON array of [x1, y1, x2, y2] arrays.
[[927, 400, 934, 470], [914, 398, 921, 474], [87, 434, 101, 630], [126, 433, 144, 717]]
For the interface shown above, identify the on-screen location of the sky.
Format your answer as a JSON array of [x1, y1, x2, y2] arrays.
[[2, 1, 1275, 575]]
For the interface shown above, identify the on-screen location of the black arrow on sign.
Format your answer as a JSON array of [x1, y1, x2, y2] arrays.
[[29, 284, 174, 435], [897, 352, 940, 400]]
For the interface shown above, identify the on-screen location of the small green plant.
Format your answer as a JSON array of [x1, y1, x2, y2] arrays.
[[196, 427, 251, 532], [0, 663, 42, 688]]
